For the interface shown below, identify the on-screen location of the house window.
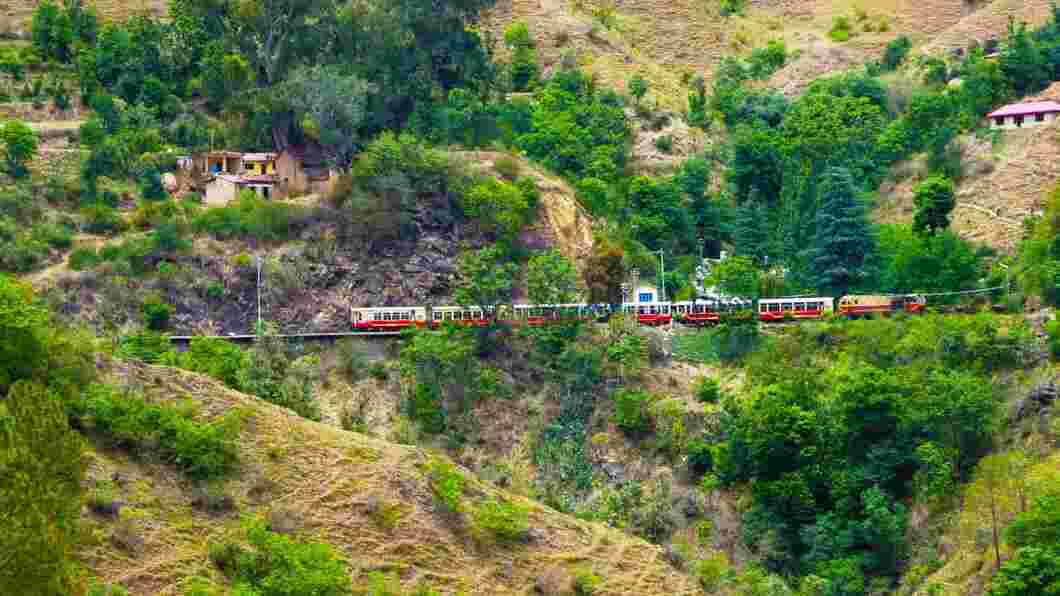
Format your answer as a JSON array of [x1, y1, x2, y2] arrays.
[[638, 292, 653, 303], [262, 186, 270, 199], [994, 117, 1004, 126], [1037, 113, 1046, 122], [1016, 115, 1025, 127]]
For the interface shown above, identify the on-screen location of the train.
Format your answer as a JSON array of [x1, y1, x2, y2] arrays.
[[349, 294, 927, 333]]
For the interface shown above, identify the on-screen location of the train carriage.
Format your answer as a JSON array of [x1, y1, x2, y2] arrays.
[[758, 297, 834, 322], [430, 305, 493, 327], [838, 294, 926, 317], [350, 307, 428, 332], [623, 302, 672, 326]]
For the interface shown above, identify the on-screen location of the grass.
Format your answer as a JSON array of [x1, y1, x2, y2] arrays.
[[77, 357, 700, 594]]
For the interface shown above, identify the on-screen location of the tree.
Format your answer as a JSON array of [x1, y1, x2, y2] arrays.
[[734, 196, 769, 266], [454, 244, 518, 316], [459, 177, 533, 243], [881, 35, 912, 71], [280, 65, 369, 167], [0, 381, 84, 596], [527, 250, 579, 304], [1000, 20, 1049, 98], [961, 451, 1032, 569], [989, 546, 1060, 596], [913, 176, 956, 236], [0, 275, 49, 394], [706, 255, 761, 298], [31, 1, 61, 61], [811, 167, 875, 297], [505, 21, 539, 92], [0, 120, 39, 178], [584, 235, 625, 308], [628, 73, 648, 105]]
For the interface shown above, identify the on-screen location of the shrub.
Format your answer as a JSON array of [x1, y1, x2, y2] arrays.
[[368, 361, 389, 381], [473, 498, 530, 543], [573, 568, 602, 595], [654, 135, 674, 153], [612, 389, 654, 434], [212, 522, 350, 596], [81, 204, 127, 235], [694, 377, 721, 403], [69, 246, 100, 270], [687, 439, 714, 476], [427, 457, 465, 513], [116, 331, 174, 364], [829, 16, 852, 42], [70, 385, 242, 480], [142, 294, 174, 331], [336, 338, 370, 381], [719, 0, 744, 17], [882, 35, 911, 71]]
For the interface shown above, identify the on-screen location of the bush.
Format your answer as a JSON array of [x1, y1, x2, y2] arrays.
[[81, 204, 127, 235], [882, 35, 912, 71], [473, 498, 530, 543], [573, 568, 602, 595], [211, 522, 350, 596], [116, 331, 173, 364], [829, 16, 852, 42], [70, 385, 242, 480], [69, 246, 100, 270], [368, 361, 389, 381], [654, 135, 674, 153], [694, 377, 721, 403], [427, 457, 465, 513], [687, 439, 714, 476], [142, 294, 174, 331], [612, 389, 654, 434]]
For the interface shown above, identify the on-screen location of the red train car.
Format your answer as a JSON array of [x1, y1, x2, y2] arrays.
[[837, 295, 926, 318]]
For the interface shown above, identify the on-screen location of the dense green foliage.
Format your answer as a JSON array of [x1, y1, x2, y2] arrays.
[[210, 522, 351, 596], [0, 276, 95, 594], [69, 384, 242, 480], [699, 314, 1028, 592]]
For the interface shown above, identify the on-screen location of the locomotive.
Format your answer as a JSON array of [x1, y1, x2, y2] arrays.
[[349, 294, 927, 333]]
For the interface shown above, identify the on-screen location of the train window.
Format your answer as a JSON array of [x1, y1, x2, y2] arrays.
[[782, 303, 793, 311], [760, 304, 767, 312], [795, 303, 805, 311], [769, 304, 780, 312]]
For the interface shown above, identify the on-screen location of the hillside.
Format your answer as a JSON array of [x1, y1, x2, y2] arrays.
[[80, 357, 700, 595]]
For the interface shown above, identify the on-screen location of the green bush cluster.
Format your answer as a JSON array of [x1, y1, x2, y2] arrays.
[[209, 522, 350, 596], [472, 498, 530, 543], [427, 457, 466, 513], [193, 191, 300, 242], [69, 384, 243, 480], [612, 388, 654, 434]]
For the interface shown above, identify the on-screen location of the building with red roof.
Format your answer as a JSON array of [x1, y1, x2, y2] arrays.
[[988, 101, 1060, 129]]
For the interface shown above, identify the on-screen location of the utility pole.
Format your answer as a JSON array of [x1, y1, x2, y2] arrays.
[[256, 255, 263, 334], [657, 249, 666, 303]]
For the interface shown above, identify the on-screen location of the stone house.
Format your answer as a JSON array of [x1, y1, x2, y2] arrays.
[[204, 174, 277, 206], [988, 101, 1060, 129], [276, 143, 337, 198]]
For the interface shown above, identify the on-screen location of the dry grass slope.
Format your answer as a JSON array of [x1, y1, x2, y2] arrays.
[[81, 358, 700, 595]]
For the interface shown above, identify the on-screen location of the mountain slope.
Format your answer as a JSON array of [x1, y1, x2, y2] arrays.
[[81, 357, 700, 595]]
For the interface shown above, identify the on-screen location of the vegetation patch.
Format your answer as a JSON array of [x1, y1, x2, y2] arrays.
[[69, 384, 243, 481]]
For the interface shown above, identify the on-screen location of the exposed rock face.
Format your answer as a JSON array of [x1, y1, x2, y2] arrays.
[[1011, 382, 1058, 423]]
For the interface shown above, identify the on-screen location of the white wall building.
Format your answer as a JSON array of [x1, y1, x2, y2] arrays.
[[988, 101, 1060, 129]]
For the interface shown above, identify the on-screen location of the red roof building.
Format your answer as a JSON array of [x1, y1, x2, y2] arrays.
[[988, 101, 1060, 129]]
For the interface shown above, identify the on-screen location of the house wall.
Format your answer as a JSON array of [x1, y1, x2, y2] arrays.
[[276, 151, 309, 196], [990, 112, 1060, 129], [205, 179, 239, 206], [246, 161, 276, 175]]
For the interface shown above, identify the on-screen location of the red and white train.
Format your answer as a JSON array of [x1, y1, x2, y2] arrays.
[[349, 294, 927, 333]]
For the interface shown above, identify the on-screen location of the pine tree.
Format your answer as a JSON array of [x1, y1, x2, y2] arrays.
[[811, 166, 875, 297], [733, 193, 769, 266]]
